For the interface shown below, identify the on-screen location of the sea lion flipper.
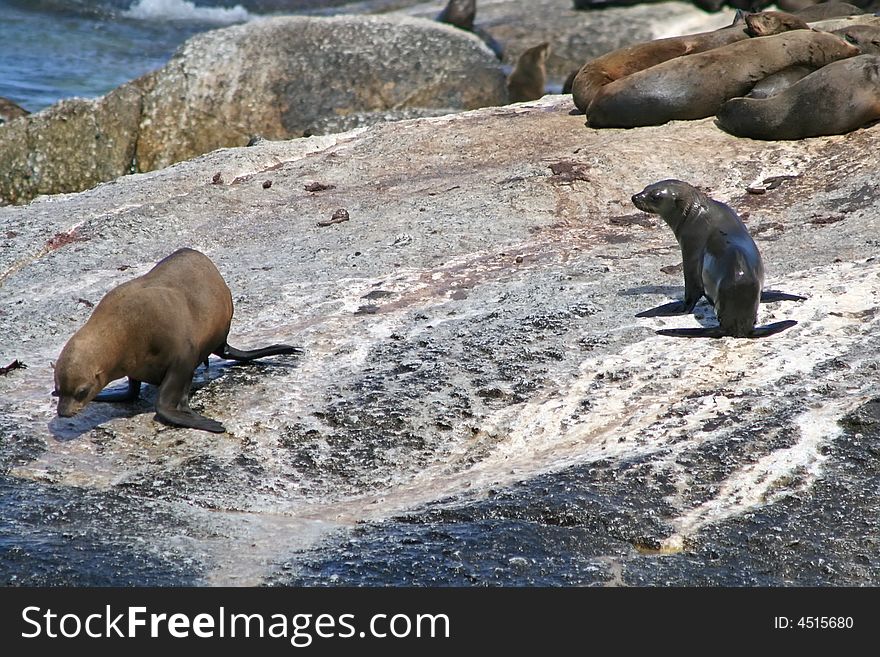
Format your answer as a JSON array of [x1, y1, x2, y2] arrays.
[[655, 326, 727, 338], [155, 408, 226, 433], [656, 319, 797, 338], [748, 320, 797, 338], [94, 378, 142, 403], [760, 290, 806, 303], [635, 300, 690, 318], [218, 343, 303, 361], [154, 361, 225, 432]]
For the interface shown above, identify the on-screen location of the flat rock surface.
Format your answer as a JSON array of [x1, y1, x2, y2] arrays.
[[1, 96, 879, 585]]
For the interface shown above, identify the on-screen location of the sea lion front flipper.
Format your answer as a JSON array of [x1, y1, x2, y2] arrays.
[[94, 378, 142, 403], [217, 343, 303, 361], [155, 408, 226, 433], [760, 290, 807, 303], [155, 362, 225, 433], [636, 300, 691, 318]]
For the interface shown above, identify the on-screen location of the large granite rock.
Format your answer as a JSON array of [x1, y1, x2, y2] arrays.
[[0, 81, 148, 205], [0, 14, 505, 205], [136, 15, 507, 171], [1, 96, 879, 585]]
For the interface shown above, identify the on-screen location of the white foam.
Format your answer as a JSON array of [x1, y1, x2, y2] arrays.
[[123, 0, 252, 24]]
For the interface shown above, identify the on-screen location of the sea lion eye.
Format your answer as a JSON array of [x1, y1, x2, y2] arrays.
[[650, 190, 663, 200], [51, 390, 59, 397], [844, 34, 857, 45], [74, 386, 90, 402]]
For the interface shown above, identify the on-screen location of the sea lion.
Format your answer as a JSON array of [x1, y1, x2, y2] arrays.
[[437, 0, 475, 31], [832, 24, 880, 53], [507, 42, 550, 103], [745, 25, 880, 98], [0, 96, 28, 126], [435, 0, 503, 59], [587, 30, 858, 128], [53, 248, 301, 433], [632, 180, 804, 338], [746, 64, 814, 97], [796, 2, 866, 21], [716, 54, 880, 139], [570, 11, 809, 114]]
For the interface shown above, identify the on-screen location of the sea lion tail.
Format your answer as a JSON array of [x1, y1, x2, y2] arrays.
[[218, 343, 303, 361]]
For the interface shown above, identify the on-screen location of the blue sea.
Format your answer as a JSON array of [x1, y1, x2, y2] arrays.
[[0, 0, 421, 113]]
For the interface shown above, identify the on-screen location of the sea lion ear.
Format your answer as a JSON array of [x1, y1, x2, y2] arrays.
[[673, 194, 690, 214], [50, 360, 56, 370]]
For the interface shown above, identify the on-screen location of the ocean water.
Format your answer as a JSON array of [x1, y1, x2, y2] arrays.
[[0, 0, 420, 113]]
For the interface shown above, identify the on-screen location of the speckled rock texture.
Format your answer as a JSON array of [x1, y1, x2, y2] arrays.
[[1, 96, 879, 585]]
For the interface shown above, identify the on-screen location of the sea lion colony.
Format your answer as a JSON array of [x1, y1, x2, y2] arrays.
[[572, 7, 879, 135], [50, 1, 877, 432]]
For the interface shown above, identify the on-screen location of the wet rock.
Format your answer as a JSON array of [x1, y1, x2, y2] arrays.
[[0, 15, 505, 205], [1, 97, 879, 585]]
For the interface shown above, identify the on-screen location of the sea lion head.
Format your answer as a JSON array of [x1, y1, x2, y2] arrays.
[[833, 26, 880, 55], [632, 180, 708, 233], [744, 11, 809, 38], [521, 42, 551, 67], [437, 0, 476, 31], [53, 335, 106, 418], [632, 179, 694, 214]]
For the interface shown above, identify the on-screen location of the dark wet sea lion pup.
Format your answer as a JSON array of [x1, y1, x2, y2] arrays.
[[53, 248, 301, 433], [631, 180, 804, 338]]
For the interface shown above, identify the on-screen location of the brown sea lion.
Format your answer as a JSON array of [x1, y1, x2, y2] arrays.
[[632, 180, 804, 338], [746, 64, 815, 97], [53, 248, 301, 433], [570, 11, 808, 114], [507, 42, 550, 103], [587, 30, 859, 128], [0, 96, 28, 126], [716, 54, 880, 140], [796, 2, 866, 21], [832, 24, 880, 53], [746, 24, 880, 98]]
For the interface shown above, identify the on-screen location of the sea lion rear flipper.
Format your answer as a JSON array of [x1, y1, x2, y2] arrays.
[[218, 343, 303, 361], [760, 290, 807, 303], [748, 320, 797, 338], [656, 319, 797, 338], [636, 300, 690, 318], [94, 378, 142, 403], [655, 326, 728, 338]]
